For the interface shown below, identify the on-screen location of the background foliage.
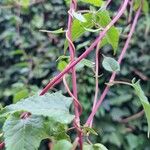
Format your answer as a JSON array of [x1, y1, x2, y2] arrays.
[[0, 0, 150, 149]]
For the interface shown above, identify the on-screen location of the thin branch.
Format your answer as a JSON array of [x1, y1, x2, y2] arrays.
[[120, 110, 144, 123], [0, 142, 4, 150], [105, 80, 133, 86], [71, 137, 79, 150], [85, 6, 142, 126], [90, 0, 112, 127], [65, 0, 83, 148], [133, 69, 149, 81], [40, 0, 129, 95], [63, 75, 82, 116], [90, 45, 100, 128]]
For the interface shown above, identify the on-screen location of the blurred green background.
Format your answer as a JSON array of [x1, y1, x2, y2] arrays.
[[0, 0, 150, 149]]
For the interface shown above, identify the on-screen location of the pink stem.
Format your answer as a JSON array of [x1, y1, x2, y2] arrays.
[[105, 0, 112, 7], [67, 0, 80, 123], [0, 142, 4, 150], [90, 43, 100, 128], [40, 0, 129, 96], [85, 6, 142, 126], [66, 0, 83, 148], [63, 75, 82, 116], [90, 0, 112, 127]]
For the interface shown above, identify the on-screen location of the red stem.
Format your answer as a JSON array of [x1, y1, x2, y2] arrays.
[[85, 6, 142, 126], [90, 42, 100, 128], [90, 0, 112, 127], [67, 0, 79, 124], [0, 142, 4, 150], [63, 75, 82, 118], [65, 0, 83, 148], [40, 0, 129, 96]]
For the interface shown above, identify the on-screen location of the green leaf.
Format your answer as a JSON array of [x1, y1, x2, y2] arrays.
[[31, 14, 44, 28], [83, 143, 93, 150], [84, 27, 103, 32], [72, 11, 87, 22], [80, 0, 104, 7], [132, 80, 150, 137], [96, 10, 120, 54], [64, 12, 95, 51], [52, 124, 70, 141], [143, 0, 149, 14], [0, 92, 74, 124], [20, 0, 30, 8], [40, 28, 65, 34], [93, 143, 108, 150], [126, 134, 139, 150], [76, 59, 95, 70], [81, 59, 95, 68], [133, 0, 149, 14], [64, 10, 120, 54], [3, 113, 48, 150], [83, 143, 108, 150], [56, 55, 70, 61], [10, 49, 24, 55], [13, 89, 29, 103], [57, 60, 68, 71], [53, 140, 72, 150], [76, 40, 91, 50], [82, 126, 98, 135], [65, 0, 104, 7], [102, 56, 120, 72]]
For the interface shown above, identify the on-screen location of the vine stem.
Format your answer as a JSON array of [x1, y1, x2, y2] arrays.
[[63, 75, 82, 116], [40, 0, 129, 96], [85, 6, 142, 126], [120, 110, 144, 123], [106, 80, 133, 86], [89, 44, 100, 128], [0, 142, 4, 150], [90, 0, 112, 128], [65, 0, 83, 148]]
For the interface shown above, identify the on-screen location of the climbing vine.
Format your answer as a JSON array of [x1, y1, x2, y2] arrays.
[[0, 0, 149, 150]]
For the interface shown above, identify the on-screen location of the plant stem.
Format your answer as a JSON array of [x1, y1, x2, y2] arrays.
[[90, 0, 112, 128], [90, 43, 100, 128], [106, 80, 133, 86], [40, 0, 129, 96], [63, 75, 82, 116], [120, 110, 144, 123], [0, 142, 4, 150], [85, 6, 142, 126], [66, 0, 83, 148]]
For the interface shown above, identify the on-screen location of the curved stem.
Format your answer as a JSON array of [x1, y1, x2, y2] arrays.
[[40, 0, 129, 96], [66, 0, 83, 148], [106, 80, 133, 86], [85, 6, 142, 126], [90, 0, 112, 128], [120, 110, 144, 123], [63, 75, 82, 116], [90, 43, 100, 127]]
